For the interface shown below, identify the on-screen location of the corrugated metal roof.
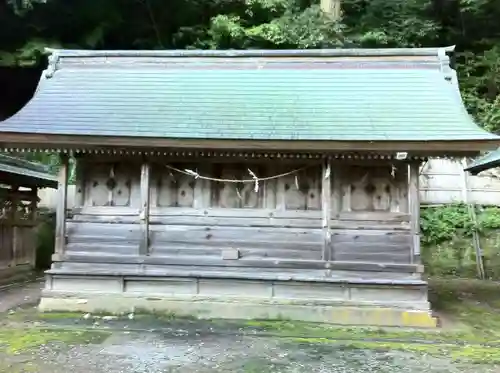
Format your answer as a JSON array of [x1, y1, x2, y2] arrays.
[[465, 148, 500, 175], [0, 47, 497, 144]]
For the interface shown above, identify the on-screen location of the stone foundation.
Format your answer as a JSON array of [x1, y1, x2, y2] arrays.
[[39, 273, 437, 328]]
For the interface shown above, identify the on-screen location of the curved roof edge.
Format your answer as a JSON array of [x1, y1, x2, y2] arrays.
[[465, 148, 500, 175], [0, 154, 57, 188]]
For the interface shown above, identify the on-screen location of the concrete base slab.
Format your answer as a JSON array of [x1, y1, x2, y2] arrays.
[[39, 273, 437, 328], [38, 292, 436, 328]]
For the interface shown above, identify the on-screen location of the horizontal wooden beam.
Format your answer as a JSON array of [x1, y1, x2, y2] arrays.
[[60, 253, 423, 273], [0, 132, 498, 153], [46, 268, 427, 286], [72, 206, 409, 220]]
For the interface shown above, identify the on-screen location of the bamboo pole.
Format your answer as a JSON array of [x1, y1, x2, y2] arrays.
[[461, 158, 486, 279]]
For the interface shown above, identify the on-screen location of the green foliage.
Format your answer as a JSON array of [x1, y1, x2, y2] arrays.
[[342, 0, 439, 47], [2, 0, 500, 132], [421, 203, 500, 246], [422, 204, 473, 247], [421, 204, 500, 279]]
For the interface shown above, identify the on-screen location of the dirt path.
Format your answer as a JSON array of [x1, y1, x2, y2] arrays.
[[0, 281, 499, 373], [0, 280, 43, 312]]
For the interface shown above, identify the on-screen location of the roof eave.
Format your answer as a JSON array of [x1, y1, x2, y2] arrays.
[[1, 133, 499, 154]]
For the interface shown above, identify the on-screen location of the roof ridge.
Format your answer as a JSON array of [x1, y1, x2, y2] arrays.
[[44, 46, 456, 59]]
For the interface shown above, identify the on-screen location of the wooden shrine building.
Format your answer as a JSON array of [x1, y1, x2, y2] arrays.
[[0, 154, 57, 278], [0, 47, 498, 327]]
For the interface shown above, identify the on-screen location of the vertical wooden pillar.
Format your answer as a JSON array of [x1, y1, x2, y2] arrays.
[[10, 185, 19, 266], [139, 162, 151, 256], [408, 162, 420, 264], [74, 156, 85, 209], [53, 154, 69, 261], [321, 157, 332, 261], [28, 187, 38, 267]]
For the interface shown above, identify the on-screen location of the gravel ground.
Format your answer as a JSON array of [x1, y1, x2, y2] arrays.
[[2, 330, 499, 373], [1, 281, 500, 373]]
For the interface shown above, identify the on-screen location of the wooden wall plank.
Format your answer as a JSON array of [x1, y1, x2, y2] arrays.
[[61, 252, 423, 273], [67, 157, 418, 268]]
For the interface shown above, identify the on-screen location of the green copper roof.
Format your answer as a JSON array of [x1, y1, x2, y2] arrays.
[[0, 154, 57, 188], [465, 148, 500, 175], [0, 47, 498, 145]]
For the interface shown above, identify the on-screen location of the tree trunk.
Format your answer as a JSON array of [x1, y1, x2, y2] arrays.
[[321, 0, 341, 20]]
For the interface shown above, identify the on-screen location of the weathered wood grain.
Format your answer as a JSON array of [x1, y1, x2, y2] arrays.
[[408, 162, 421, 264], [331, 231, 411, 244], [282, 166, 321, 210], [71, 212, 321, 228], [335, 211, 410, 222], [338, 164, 408, 213], [54, 154, 69, 260], [149, 245, 320, 260], [332, 241, 410, 254], [73, 206, 140, 216], [321, 159, 332, 261], [66, 221, 140, 238], [193, 164, 211, 209], [0, 223, 13, 267], [334, 252, 411, 264], [59, 252, 422, 273], [49, 264, 426, 286], [66, 220, 323, 260], [330, 220, 410, 231], [330, 229, 412, 264], [139, 162, 151, 255], [74, 206, 408, 221], [83, 163, 108, 207], [81, 160, 140, 208], [71, 211, 411, 231], [74, 158, 85, 208], [149, 224, 323, 260], [65, 222, 140, 253], [66, 243, 138, 255], [69, 157, 418, 275]]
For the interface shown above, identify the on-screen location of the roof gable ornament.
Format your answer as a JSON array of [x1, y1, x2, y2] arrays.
[[438, 45, 456, 82], [44, 50, 60, 79]]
